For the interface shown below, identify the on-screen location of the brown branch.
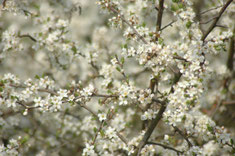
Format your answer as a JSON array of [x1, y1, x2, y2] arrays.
[[147, 141, 183, 154], [199, 5, 223, 15], [160, 20, 176, 31], [10, 84, 58, 95], [173, 55, 189, 62], [222, 100, 235, 105], [2, 0, 7, 8], [226, 25, 234, 71], [92, 93, 118, 98], [92, 121, 104, 145], [200, 16, 217, 24], [133, 2, 166, 152], [173, 126, 192, 148], [78, 103, 128, 145], [201, 0, 233, 41], [155, 0, 165, 41], [222, 101, 235, 105], [133, 102, 167, 156], [18, 34, 37, 42]]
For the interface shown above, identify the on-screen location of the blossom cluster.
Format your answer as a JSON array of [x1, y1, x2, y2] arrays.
[[0, 0, 235, 155]]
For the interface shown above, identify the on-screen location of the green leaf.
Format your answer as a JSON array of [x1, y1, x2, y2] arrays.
[[171, 4, 179, 12], [116, 67, 121, 72], [72, 46, 77, 54], [93, 127, 97, 133], [207, 124, 214, 132], [21, 136, 29, 144], [172, 0, 179, 3], [100, 130, 105, 137], [34, 75, 40, 79], [186, 21, 192, 29], [121, 57, 125, 64]]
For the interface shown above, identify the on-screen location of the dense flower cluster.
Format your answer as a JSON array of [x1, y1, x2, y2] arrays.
[[0, 0, 235, 155]]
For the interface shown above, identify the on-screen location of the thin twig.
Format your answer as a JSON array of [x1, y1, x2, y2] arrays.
[[223, 101, 235, 105], [200, 17, 217, 24], [160, 20, 176, 31], [201, 0, 233, 41], [133, 101, 167, 156], [18, 34, 37, 42], [199, 5, 223, 15], [92, 93, 118, 98], [173, 56, 189, 62], [108, 6, 148, 44], [92, 121, 104, 145], [173, 126, 192, 148], [78, 103, 128, 145], [147, 141, 183, 154]]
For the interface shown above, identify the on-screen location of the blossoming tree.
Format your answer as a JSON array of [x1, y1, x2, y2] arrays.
[[0, 0, 234, 155]]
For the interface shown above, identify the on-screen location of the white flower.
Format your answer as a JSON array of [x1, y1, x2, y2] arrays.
[[81, 84, 94, 97], [34, 97, 45, 107], [82, 143, 96, 156], [68, 95, 75, 102], [141, 109, 157, 120], [98, 113, 107, 121], [56, 19, 68, 28], [106, 127, 116, 139], [49, 96, 63, 112], [58, 89, 68, 98]]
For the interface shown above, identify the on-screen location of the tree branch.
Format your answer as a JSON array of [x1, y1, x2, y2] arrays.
[[18, 34, 37, 42], [79, 103, 128, 145], [2, 0, 7, 8], [147, 141, 183, 154], [155, 0, 165, 41], [173, 126, 193, 148], [108, 6, 148, 44], [201, 0, 233, 41], [133, 102, 167, 156], [160, 20, 176, 31], [199, 5, 223, 15], [226, 25, 234, 71]]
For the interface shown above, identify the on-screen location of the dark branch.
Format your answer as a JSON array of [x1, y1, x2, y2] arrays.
[[18, 34, 37, 42], [147, 141, 183, 154], [108, 6, 148, 44], [155, 0, 165, 41], [2, 0, 7, 8], [201, 0, 233, 41], [199, 5, 223, 15], [226, 26, 234, 71], [133, 102, 167, 156], [160, 20, 176, 31], [173, 126, 193, 148]]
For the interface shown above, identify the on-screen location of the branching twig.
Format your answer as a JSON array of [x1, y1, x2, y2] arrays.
[[18, 34, 37, 42], [199, 5, 223, 15], [147, 141, 183, 154], [108, 6, 148, 44], [160, 20, 176, 31], [79, 103, 128, 145], [133, 102, 167, 156], [173, 126, 193, 148], [201, 0, 233, 41], [92, 121, 104, 145]]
